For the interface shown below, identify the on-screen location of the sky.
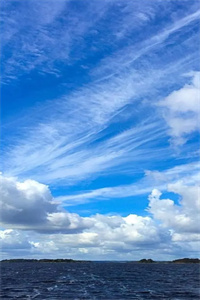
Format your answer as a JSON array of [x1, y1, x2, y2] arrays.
[[0, 0, 200, 261]]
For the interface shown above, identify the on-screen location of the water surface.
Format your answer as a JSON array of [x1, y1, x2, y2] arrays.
[[1, 262, 199, 299]]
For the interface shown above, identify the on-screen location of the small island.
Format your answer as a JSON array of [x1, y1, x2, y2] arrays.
[[128, 258, 200, 264], [139, 259, 155, 263], [172, 258, 200, 264]]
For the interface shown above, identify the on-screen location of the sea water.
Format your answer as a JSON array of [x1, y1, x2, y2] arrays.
[[0, 262, 199, 299]]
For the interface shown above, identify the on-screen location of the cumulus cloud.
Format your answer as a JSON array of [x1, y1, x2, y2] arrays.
[[159, 72, 200, 145], [0, 214, 170, 260], [0, 174, 93, 233], [91, 214, 167, 247], [0, 229, 31, 251], [0, 175, 56, 225], [46, 212, 94, 234], [148, 184, 200, 234], [0, 173, 199, 260]]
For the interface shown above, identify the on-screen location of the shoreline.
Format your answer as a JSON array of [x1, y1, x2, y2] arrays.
[[1, 258, 199, 264]]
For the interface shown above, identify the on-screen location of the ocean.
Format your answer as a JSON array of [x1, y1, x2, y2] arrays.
[[0, 262, 199, 299]]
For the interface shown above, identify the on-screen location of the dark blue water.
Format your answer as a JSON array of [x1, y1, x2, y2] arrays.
[[0, 262, 199, 299]]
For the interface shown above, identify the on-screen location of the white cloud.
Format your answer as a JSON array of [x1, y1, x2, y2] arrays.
[[1, 2, 199, 260], [92, 9, 200, 81], [2, 4, 199, 185], [0, 229, 31, 251], [0, 214, 169, 260], [0, 175, 56, 226], [0, 173, 199, 260], [1, 0, 114, 82], [0, 174, 94, 233], [159, 72, 200, 145], [57, 161, 200, 206], [3, 110, 166, 185], [148, 183, 200, 234]]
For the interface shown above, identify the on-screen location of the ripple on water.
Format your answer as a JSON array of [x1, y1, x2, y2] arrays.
[[1, 262, 200, 299]]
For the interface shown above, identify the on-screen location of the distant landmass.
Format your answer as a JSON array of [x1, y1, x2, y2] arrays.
[[1, 258, 199, 263], [138, 258, 200, 264], [172, 258, 200, 264], [137, 258, 200, 264], [0, 259, 90, 263], [138, 259, 155, 263]]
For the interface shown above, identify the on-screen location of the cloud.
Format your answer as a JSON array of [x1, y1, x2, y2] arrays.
[[0, 174, 93, 233], [3, 110, 166, 185], [92, 8, 200, 81], [148, 184, 200, 234], [0, 173, 199, 260], [1, 1, 199, 187], [0, 229, 31, 251], [158, 72, 200, 145], [0, 175, 56, 225], [1, 0, 114, 82], [56, 161, 200, 206], [0, 214, 170, 260], [1, 1, 200, 261]]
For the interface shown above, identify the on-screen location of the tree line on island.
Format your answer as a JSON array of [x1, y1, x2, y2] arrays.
[[1, 258, 199, 263], [138, 258, 200, 263]]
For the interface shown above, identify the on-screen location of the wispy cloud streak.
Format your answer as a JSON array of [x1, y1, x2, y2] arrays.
[[56, 161, 200, 206], [1, 0, 199, 191]]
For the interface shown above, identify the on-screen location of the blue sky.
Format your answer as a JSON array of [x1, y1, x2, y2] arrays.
[[0, 0, 200, 260]]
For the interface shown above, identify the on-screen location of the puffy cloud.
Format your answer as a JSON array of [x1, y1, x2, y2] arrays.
[[168, 182, 200, 214], [0, 229, 31, 251], [0, 174, 93, 233], [91, 214, 167, 246], [0, 174, 170, 259], [148, 184, 200, 234], [159, 72, 200, 145], [0, 175, 56, 226], [0, 173, 199, 260], [46, 212, 94, 233], [20, 213, 170, 260]]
